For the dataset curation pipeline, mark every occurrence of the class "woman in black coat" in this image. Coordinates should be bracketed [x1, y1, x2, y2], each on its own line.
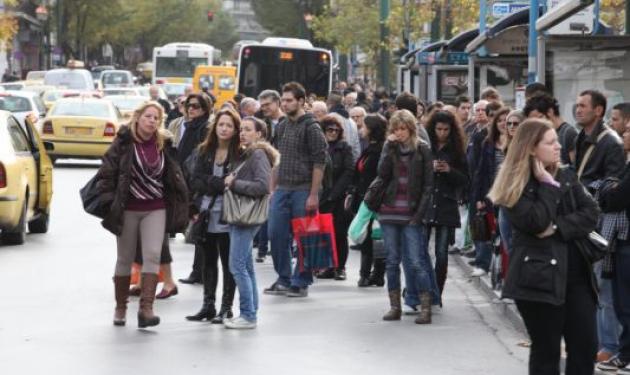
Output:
[346, 114, 388, 287]
[424, 111, 469, 297]
[316, 115, 355, 280]
[488, 119, 599, 375]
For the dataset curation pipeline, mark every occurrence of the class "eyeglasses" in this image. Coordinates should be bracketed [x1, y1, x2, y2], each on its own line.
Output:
[186, 103, 201, 110]
[507, 121, 520, 128]
[325, 128, 340, 133]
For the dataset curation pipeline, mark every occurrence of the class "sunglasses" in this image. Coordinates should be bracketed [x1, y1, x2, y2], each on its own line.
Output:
[325, 128, 340, 133]
[186, 103, 201, 110]
[507, 121, 520, 127]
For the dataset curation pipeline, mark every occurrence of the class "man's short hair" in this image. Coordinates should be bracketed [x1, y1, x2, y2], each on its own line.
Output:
[525, 82, 549, 98]
[282, 82, 306, 102]
[395, 91, 418, 117]
[485, 101, 503, 117]
[454, 95, 471, 108]
[523, 93, 560, 118]
[612, 102, 630, 120]
[240, 97, 259, 111]
[480, 87, 501, 102]
[258, 89, 281, 103]
[327, 91, 343, 106]
[579, 89, 607, 115]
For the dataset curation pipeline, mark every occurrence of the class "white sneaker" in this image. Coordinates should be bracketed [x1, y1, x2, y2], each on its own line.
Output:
[224, 316, 257, 330]
[402, 304, 419, 315]
[471, 267, 487, 277]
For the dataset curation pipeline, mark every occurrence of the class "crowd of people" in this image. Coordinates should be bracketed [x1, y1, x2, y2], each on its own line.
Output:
[89, 77, 630, 374]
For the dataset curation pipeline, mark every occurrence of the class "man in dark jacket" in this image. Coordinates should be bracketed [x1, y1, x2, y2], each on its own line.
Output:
[264, 82, 328, 298]
[150, 85, 171, 114]
[574, 89, 625, 364]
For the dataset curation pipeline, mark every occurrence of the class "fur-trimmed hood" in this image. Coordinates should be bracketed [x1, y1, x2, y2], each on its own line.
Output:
[243, 140, 280, 167]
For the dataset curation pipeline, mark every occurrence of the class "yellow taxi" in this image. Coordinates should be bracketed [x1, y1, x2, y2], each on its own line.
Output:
[40, 97, 124, 161]
[0, 111, 53, 245]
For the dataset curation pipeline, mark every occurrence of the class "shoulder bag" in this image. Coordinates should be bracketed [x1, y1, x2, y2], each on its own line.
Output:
[221, 162, 270, 226]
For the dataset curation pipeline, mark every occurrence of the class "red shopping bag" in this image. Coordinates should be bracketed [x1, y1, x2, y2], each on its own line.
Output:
[291, 212, 338, 272]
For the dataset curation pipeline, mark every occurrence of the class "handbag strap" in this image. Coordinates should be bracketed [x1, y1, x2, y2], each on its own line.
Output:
[577, 129, 610, 179]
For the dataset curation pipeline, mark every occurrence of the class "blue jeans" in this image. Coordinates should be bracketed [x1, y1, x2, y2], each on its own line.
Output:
[255, 221, 268, 257]
[267, 189, 313, 288]
[613, 242, 630, 360]
[428, 225, 452, 296]
[382, 223, 439, 306]
[474, 240, 492, 272]
[596, 260, 621, 354]
[228, 225, 260, 322]
[498, 207, 513, 255]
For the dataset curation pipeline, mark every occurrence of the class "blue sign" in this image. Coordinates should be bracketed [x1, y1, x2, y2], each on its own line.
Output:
[492, 2, 528, 17]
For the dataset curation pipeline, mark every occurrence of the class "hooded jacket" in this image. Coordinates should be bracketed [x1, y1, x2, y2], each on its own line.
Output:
[231, 141, 279, 198]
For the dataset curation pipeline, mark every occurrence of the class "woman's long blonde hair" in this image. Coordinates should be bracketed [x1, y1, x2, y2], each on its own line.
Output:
[488, 119, 556, 208]
[128, 101, 171, 150]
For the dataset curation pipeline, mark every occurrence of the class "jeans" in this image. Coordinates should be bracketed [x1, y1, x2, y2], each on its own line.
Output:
[382, 223, 439, 306]
[596, 260, 621, 354]
[229, 225, 260, 322]
[516, 281, 597, 375]
[427, 225, 453, 296]
[268, 188, 313, 288]
[255, 221, 268, 258]
[474, 240, 492, 272]
[613, 242, 630, 360]
[498, 207, 513, 255]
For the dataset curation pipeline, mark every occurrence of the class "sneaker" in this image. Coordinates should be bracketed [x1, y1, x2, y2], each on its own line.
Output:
[617, 364, 630, 375]
[255, 255, 265, 263]
[224, 316, 257, 330]
[402, 304, 419, 315]
[286, 286, 308, 297]
[471, 267, 487, 277]
[596, 356, 628, 372]
[263, 282, 289, 295]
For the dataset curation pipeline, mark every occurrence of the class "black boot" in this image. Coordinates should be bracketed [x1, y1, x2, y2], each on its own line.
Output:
[368, 258, 386, 287]
[211, 305, 233, 324]
[186, 295, 216, 321]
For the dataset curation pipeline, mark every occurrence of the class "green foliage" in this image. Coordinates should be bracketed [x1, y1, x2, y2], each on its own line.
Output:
[0, 0, 20, 44]
[252, 0, 326, 39]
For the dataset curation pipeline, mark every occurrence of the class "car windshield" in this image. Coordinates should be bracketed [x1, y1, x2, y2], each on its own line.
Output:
[44, 91, 64, 101]
[0, 96, 32, 112]
[51, 101, 111, 117]
[108, 97, 148, 111]
[103, 89, 138, 96]
[102, 72, 131, 85]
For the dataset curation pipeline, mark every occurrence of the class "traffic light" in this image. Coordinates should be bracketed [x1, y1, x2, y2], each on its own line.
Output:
[207, 11, 214, 22]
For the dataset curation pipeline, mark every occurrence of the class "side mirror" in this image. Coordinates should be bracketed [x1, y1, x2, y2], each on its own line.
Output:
[43, 141, 54, 151]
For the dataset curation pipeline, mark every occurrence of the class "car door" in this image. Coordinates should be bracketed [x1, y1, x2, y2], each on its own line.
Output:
[22, 117, 53, 212]
[6, 116, 37, 217]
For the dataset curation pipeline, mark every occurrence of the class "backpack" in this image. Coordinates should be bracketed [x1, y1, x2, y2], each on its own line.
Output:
[274, 118, 334, 190]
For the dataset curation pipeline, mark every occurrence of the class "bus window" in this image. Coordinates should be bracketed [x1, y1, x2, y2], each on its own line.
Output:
[219, 75, 235, 91]
[198, 74, 214, 90]
[155, 57, 208, 78]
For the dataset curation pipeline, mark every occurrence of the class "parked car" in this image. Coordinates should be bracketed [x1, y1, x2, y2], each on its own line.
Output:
[40, 97, 123, 161]
[0, 90, 47, 127]
[0, 111, 53, 244]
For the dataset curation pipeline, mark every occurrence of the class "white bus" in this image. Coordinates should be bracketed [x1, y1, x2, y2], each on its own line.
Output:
[236, 37, 333, 98]
[152, 43, 221, 84]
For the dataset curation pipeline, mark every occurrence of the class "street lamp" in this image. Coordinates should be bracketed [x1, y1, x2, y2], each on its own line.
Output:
[303, 13, 313, 40]
[35, 5, 49, 70]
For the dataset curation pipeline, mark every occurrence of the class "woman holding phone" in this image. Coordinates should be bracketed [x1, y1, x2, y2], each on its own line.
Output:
[488, 119, 599, 375]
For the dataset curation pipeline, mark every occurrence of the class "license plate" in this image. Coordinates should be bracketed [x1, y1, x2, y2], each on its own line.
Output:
[65, 127, 92, 136]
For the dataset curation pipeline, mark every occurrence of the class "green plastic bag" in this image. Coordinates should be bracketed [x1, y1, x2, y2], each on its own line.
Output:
[348, 201, 376, 244]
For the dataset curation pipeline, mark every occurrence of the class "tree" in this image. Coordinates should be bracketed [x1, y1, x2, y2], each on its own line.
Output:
[0, 0, 19, 46]
[252, 0, 326, 39]
[600, 0, 626, 34]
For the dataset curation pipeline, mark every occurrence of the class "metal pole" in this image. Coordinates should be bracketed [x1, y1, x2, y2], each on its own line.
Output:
[528, 0, 539, 83]
[626, 0, 630, 35]
[379, 0, 390, 89]
[479, 0, 487, 57]
[593, 0, 600, 34]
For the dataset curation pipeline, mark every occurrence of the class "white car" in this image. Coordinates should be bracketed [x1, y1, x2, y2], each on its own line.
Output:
[0, 91, 47, 127]
[99, 70, 134, 90]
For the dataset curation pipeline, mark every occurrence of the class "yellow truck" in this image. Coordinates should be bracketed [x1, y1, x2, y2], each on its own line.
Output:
[193, 65, 236, 109]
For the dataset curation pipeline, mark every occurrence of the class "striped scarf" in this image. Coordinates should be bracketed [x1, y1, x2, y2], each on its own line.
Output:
[130, 143, 165, 200]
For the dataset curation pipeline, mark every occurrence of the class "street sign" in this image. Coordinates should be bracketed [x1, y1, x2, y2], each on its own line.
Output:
[492, 2, 529, 18]
[547, 0, 595, 35]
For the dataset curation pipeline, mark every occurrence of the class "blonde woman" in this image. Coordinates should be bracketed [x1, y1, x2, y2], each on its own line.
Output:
[376, 109, 438, 324]
[96, 101, 189, 328]
[488, 119, 599, 374]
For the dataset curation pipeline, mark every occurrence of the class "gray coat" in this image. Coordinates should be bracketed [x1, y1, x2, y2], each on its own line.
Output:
[231, 142, 279, 198]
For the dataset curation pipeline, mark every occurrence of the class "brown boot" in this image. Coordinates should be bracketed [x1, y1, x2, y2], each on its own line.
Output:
[382, 290, 402, 321]
[113, 275, 131, 326]
[415, 292, 432, 324]
[138, 273, 160, 328]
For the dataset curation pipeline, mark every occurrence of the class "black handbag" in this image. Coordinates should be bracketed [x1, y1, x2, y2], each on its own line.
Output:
[79, 174, 110, 219]
[567, 182, 610, 263]
[470, 211, 492, 242]
[363, 176, 386, 212]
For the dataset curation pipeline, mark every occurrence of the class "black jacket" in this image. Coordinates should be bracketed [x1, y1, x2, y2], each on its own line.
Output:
[378, 140, 434, 224]
[177, 117, 210, 166]
[600, 162, 630, 218]
[188, 148, 236, 213]
[349, 142, 383, 213]
[575, 121, 624, 189]
[502, 167, 599, 306]
[424, 143, 469, 227]
[320, 140, 354, 209]
[96, 127, 189, 236]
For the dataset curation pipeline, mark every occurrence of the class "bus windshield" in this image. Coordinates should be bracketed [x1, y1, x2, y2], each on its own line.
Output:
[238, 46, 331, 98]
[155, 57, 209, 78]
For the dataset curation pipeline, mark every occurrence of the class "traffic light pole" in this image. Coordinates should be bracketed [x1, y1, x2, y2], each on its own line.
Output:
[528, 0, 539, 83]
[379, 0, 390, 89]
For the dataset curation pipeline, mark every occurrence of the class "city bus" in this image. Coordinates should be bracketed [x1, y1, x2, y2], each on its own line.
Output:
[236, 38, 333, 98]
[152, 43, 221, 85]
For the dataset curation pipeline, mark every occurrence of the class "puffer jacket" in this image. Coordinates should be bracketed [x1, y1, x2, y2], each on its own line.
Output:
[95, 126, 189, 236]
[502, 167, 599, 305]
[378, 139, 434, 224]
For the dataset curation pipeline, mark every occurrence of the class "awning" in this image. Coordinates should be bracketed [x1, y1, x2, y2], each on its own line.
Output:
[466, 7, 543, 53]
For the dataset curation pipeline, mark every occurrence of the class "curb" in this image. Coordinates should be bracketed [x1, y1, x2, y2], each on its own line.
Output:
[451, 253, 527, 334]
